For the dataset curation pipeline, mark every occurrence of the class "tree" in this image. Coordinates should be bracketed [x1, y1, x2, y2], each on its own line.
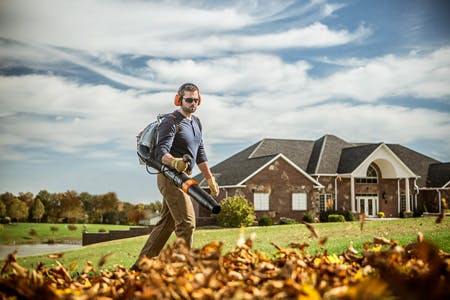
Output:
[35, 190, 52, 222]
[127, 204, 146, 225]
[59, 190, 83, 223]
[0, 201, 6, 217]
[80, 192, 95, 223]
[31, 198, 45, 222]
[147, 201, 162, 213]
[0, 192, 15, 208]
[8, 198, 29, 222]
[18, 192, 34, 207]
[45, 193, 62, 222]
[214, 196, 256, 228]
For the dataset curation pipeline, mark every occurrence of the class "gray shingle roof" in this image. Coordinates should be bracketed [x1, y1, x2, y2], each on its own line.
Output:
[316, 135, 361, 174]
[249, 138, 315, 170]
[387, 144, 440, 187]
[337, 143, 381, 174]
[194, 140, 277, 186]
[426, 163, 450, 188]
[194, 135, 444, 188]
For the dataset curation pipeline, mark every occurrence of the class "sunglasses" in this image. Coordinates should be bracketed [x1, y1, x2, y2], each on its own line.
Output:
[184, 98, 200, 104]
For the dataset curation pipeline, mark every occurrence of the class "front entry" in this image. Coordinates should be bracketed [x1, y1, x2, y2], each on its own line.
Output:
[356, 196, 378, 217]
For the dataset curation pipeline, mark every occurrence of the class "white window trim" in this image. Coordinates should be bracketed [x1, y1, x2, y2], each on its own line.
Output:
[292, 193, 307, 211]
[254, 192, 269, 211]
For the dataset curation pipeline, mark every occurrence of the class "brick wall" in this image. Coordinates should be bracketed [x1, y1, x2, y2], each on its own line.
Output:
[82, 226, 153, 246]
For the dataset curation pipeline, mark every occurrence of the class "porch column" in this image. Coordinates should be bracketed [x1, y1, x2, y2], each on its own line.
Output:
[397, 179, 401, 213]
[438, 190, 442, 213]
[405, 178, 411, 213]
[350, 176, 355, 212]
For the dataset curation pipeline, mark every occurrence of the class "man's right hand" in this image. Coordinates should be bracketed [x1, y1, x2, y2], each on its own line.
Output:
[171, 157, 189, 173]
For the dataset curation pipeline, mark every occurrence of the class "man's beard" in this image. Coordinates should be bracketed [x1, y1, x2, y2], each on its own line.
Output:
[181, 105, 196, 114]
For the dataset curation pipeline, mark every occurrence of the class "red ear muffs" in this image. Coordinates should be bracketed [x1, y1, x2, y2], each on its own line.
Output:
[174, 83, 202, 106]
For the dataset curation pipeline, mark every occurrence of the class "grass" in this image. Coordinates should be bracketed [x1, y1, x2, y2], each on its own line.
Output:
[8, 217, 449, 273]
[0, 223, 140, 244]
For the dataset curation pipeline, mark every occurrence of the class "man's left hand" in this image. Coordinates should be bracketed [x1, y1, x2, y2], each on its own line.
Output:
[207, 177, 219, 198]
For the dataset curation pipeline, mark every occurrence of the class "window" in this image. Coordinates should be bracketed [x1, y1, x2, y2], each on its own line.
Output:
[319, 194, 333, 212]
[356, 165, 378, 183]
[292, 193, 307, 211]
[254, 193, 269, 211]
[400, 193, 413, 212]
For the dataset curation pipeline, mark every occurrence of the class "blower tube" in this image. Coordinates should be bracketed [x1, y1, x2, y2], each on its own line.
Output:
[137, 145, 221, 214]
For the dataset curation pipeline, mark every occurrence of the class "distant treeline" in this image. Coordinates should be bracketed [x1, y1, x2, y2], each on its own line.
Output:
[0, 190, 162, 225]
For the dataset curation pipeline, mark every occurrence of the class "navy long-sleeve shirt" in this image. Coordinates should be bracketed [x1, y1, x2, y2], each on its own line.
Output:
[155, 110, 207, 172]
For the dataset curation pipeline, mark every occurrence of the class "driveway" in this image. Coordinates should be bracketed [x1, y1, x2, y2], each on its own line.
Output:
[0, 243, 82, 258]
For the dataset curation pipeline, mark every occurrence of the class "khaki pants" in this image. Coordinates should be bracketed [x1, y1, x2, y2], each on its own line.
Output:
[136, 173, 195, 260]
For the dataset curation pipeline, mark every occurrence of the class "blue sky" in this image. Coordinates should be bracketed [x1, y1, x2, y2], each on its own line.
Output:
[0, 0, 449, 204]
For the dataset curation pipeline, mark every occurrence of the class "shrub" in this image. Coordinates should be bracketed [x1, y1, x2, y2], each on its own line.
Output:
[259, 214, 272, 226]
[320, 210, 353, 222]
[1, 217, 11, 224]
[341, 210, 355, 221]
[278, 217, 297, 225]
[29, 228, 38, 237]
[377, 211, 385, 218]
[214, 196, 256, 228]
[98, 228, 107, 232]
[328, 214, 345, 222]
[302, 212, 314, 223]
[67, 224, 78, 231]
[413, 208, 424, 218]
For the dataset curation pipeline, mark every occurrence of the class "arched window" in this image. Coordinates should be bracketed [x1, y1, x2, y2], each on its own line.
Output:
[356, 165, 378, 183]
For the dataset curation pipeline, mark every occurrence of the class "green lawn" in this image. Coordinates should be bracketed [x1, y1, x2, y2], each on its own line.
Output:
[8, 217, 449, 273]
[0, 223, 139, 244]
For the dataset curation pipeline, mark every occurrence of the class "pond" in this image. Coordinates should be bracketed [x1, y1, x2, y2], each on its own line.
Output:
[0, 243, 82, 258]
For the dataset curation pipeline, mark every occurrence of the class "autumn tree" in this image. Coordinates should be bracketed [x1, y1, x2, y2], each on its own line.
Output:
[80, 192, 94, 222]
[127, 204, 146, 225]
[8, 198, 29, 222]
[45, 193, 62, 222]
[31, 198, 45, 222]
[0, 192, 15, 209]
[59, 190, 83, 223]
[18, 192, 34, 208]
[35, 190, 52, 222]
[0, 201, 6, 217]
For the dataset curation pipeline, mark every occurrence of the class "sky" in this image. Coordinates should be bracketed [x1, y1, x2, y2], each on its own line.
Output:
[0, 0, 449, 204]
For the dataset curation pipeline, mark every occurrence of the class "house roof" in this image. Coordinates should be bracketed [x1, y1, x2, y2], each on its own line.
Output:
[337, 143, 381, 174]
[194, 134, 443, 188]
[387, 144, 440, 186]
[310, 135, 362, 174]
[426, 163, 450, 188]
[194, 140, 277, 187]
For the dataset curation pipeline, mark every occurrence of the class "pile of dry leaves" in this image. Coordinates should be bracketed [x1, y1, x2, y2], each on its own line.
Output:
[1, 228, 449, 299]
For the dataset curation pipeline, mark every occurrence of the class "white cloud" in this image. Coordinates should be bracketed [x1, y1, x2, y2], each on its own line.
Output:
[0, 75, 176, 160]
[0, 0, 368, 58]
[317, 47, 450, 101]
[1, 45, 449, 163]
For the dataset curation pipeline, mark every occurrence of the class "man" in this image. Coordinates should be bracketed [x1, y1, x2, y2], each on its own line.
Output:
[131, 83, 219, 270]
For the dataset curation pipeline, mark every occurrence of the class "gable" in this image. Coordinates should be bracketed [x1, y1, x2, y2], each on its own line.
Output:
[239, 153, 323, 188]
[314, 135, 359, 174]
[352, 144, 417, 178]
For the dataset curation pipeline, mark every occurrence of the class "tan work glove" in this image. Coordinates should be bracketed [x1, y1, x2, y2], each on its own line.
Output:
[207, 176, 219, 198]
[171, 157, 189, 173]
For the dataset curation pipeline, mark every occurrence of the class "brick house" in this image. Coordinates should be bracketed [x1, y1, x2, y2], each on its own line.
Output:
[193, 135, 450, 226]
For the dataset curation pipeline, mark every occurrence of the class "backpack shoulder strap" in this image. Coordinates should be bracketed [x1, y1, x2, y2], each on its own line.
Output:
[168, 112, 183, 133]
[192, 115, 202, 131]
